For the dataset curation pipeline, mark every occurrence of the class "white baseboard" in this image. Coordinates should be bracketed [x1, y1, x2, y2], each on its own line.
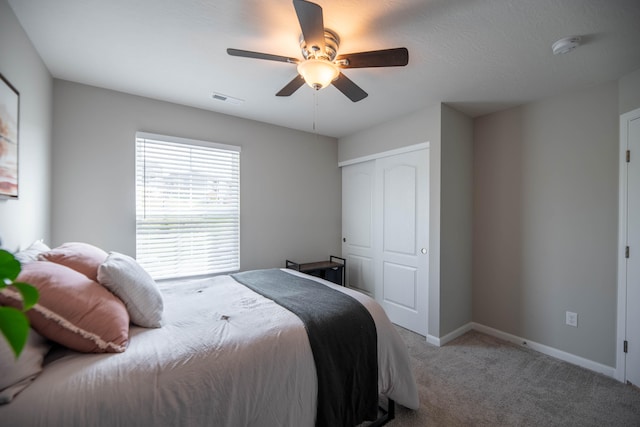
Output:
[425, 322, 616, 378]
[426, 323, 473, 347]
[470, 322, 616, 378]
[426, 335, 439, 346]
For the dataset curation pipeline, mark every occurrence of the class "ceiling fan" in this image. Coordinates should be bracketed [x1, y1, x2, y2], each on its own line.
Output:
[227, 0, 409, 102]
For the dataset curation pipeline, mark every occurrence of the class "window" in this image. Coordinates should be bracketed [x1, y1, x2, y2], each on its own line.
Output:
[135, 132, 240, 280]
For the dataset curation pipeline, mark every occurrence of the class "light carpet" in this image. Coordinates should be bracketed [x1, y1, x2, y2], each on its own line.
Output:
[385, 327, 640, 426]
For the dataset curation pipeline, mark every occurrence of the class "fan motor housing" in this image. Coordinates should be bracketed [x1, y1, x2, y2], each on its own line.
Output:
[300, 29, 340, 61]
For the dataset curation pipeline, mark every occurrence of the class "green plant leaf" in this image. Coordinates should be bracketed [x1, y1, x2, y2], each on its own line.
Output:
[12, 282, 39, 311]
[0, 249, 21, 282]
[0, 306, 29, 358]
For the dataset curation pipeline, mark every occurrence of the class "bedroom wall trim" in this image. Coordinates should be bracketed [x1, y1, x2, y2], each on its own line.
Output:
[337, 142, 429, 167]
[471, 322, 616, 378]
[427, 322, 472, 347]
[615, 109, 630, 383]
[615, 106, 640, 383]
[429, 321, 615, 377]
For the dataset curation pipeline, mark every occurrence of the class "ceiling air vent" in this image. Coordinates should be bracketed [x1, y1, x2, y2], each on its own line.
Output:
[211, 92, 244, 105]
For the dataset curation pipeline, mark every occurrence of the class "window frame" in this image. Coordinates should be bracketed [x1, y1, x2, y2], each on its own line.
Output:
[135, 131, 241, 280]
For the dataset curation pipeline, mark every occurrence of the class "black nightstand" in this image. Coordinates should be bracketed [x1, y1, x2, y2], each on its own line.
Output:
[286, 255, 346, 286]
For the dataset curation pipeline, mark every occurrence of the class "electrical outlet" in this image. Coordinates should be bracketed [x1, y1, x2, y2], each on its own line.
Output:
[566, 311, 578, 327]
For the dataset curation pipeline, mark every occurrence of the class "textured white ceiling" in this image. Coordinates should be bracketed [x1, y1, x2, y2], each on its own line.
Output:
[8, 0, 640, 138]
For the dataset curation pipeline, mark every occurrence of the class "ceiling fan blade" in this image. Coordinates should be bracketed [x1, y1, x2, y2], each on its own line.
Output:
[227, 48, 299, 64]
[335, 47, 409, 68]
[293, 0, 325, 52]
[332, 73, 368, 102]
[276, 75, 306, 97]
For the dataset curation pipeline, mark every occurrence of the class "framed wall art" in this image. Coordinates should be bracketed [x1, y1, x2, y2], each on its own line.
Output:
[0, 73, 19, 199]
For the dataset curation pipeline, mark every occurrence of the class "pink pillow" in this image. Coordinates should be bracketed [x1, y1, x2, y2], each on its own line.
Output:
[39, 242, 108, 281]
[0, 261, 129, 353]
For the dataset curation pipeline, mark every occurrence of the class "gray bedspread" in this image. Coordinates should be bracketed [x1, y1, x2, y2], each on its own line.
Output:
[231, 268, 378, 427]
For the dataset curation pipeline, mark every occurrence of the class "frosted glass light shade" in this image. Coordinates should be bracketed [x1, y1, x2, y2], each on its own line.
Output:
[297, 59, 339, 90]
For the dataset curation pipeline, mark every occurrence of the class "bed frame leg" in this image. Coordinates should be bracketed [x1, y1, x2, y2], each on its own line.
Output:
[367, 397, 395, 427]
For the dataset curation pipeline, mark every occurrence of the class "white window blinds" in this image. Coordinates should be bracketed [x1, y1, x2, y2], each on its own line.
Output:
[135, 132, 240, 280]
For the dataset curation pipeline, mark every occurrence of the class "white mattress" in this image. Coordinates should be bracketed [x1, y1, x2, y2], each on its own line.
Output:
[0, 269, 418, 426]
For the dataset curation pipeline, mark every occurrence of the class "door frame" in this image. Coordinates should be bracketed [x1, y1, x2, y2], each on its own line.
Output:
[338, 143, 430, 168]
[616, 107, 640, 382]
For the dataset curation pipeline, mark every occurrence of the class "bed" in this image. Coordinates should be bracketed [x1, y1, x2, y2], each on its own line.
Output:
[0, 243, 419, 427]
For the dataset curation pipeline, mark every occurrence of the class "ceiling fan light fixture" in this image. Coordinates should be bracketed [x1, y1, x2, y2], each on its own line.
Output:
[227, 0, 408, 101]
[297, 59, 339, 90]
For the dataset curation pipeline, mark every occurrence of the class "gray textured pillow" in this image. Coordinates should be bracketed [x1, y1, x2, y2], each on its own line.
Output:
[97, 252, 163, 328]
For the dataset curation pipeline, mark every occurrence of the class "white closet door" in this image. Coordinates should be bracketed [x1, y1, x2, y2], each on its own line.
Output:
[375, 149, 429, 335]
[342, 160, 375, 296]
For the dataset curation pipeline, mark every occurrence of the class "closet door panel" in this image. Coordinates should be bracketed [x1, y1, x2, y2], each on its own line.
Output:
[383, 164, 417, 255]
[382, 262, 417, 309]
[342, 161, 375, 296]
[376, 149, 429, 336]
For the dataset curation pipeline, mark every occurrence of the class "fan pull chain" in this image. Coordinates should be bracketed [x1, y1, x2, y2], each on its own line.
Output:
[313, 91, 318, 134]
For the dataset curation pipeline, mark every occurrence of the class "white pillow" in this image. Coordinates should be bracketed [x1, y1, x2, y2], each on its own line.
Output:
[0, 328, 51, 404]
[14, 240, 51, 265]
[97, 252, 164, 328]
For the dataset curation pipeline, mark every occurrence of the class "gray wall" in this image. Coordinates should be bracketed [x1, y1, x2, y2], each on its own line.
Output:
[440, 105, 473, 335]
[338, 103, 474, 340]
[0, 0, 52, 252]
[338, 106, 440, 163]
[51, 80, 341, 271]
[473, 81, 619, 366]
[7, 0, 640, 367]
[619, 68, 640, 114]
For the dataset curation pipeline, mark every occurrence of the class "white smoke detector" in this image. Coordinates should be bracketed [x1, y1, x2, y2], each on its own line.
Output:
[552, 36, 581, 55]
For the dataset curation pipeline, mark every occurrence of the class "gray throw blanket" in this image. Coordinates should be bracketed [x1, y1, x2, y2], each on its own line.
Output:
[231, 269, 378, 427]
